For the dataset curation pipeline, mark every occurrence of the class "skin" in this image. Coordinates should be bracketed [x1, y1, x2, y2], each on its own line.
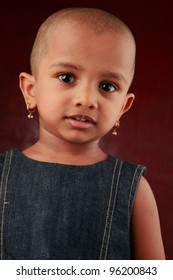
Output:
[19, 20, 165, 259]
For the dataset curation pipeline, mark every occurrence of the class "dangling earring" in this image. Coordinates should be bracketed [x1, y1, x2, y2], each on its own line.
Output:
[112, 120, 120, 135]
[26, 103, 35, 119]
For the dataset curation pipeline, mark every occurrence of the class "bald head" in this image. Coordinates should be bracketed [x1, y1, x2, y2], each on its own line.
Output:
[30, 7, 136, 78]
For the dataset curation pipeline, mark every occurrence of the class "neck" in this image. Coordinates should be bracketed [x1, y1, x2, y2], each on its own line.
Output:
[23, 136, 107, 165]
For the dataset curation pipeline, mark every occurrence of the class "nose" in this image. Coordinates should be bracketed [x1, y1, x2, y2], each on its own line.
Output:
[72, 86, 98, 110]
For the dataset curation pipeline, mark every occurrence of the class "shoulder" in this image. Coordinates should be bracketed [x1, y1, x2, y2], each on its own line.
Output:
[131, 176, 165, 259]
[0, 149, 16, 174]
[119, 158, 147, 181]
[109, 156, 147, 183]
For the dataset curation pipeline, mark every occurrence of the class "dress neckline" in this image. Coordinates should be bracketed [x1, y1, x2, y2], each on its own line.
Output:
[12, 148, 115, 168]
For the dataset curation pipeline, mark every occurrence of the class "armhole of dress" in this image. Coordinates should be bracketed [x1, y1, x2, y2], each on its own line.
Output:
[128, 165, 147, 224]
[0, 150, 13, 260]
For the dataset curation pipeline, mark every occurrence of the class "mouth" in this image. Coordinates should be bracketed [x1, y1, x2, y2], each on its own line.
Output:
[66, 115, 96, 124]
[65, 114, 96, 129]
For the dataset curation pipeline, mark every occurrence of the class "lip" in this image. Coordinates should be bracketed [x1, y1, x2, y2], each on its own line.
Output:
[65, 114, 96, 129]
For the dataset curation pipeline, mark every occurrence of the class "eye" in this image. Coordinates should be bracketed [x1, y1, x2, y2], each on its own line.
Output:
[99, 82, 118, 92]
[58, 73, 75, 83]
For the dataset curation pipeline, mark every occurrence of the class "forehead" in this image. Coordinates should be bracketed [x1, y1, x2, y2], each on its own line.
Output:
[49, 22, 133, 58]
[39, 22, 135, 82]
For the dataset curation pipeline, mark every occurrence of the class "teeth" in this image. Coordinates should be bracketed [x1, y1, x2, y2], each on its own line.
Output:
[75, 117, 82, 121]
[80, 118, 87, 122]
[69, 115, 94, 123]
[74, 117, 87, 122]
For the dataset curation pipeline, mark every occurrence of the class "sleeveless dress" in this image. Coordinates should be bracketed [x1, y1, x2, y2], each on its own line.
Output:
[0, 149, 146, 260]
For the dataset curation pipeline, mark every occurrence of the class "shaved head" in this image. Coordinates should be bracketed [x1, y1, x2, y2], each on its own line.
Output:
[30, 7, 136, 78]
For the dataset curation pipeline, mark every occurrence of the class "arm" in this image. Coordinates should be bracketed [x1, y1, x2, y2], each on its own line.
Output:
[131, 176, 165, 259]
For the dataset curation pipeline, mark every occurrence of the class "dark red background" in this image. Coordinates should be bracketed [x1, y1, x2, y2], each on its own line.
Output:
[0, 0, 172, 259]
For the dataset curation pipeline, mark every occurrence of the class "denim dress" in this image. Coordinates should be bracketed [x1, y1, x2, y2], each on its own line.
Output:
[0, 149, 146, 260]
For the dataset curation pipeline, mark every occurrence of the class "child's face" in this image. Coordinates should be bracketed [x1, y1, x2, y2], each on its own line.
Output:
[22, 22, 135, 145]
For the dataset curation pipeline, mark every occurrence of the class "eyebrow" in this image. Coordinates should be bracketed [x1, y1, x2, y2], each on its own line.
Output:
[49, 62, 127, 84]
[100, 71, 128, 85]
[49, 62, 83, 71]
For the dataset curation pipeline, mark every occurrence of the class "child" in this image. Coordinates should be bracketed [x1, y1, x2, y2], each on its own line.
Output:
[0, 7, 165, 260]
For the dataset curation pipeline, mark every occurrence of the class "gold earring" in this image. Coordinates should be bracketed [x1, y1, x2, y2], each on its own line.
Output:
[112, 120, 120, 135]
[26, 103, 35, 119]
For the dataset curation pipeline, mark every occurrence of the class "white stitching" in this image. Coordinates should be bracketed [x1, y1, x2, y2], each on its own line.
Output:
[99, 159, 122, 259]
[103, 161, 122, 259]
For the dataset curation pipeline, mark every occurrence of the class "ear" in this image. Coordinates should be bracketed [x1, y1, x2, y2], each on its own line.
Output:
[119, 93, 135, 117]
[19, 72, 36, 109]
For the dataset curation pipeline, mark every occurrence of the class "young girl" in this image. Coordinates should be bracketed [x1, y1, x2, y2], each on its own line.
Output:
[0, 7, 165, 260]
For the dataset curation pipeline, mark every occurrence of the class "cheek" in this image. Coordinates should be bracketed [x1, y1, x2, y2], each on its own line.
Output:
[103, 97, 125, 115]
[34, 87, 57, 109]
[100, 97, 127, 128]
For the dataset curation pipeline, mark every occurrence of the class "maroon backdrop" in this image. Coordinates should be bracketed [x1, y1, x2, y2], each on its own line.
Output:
[0, 0, 172, 259]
